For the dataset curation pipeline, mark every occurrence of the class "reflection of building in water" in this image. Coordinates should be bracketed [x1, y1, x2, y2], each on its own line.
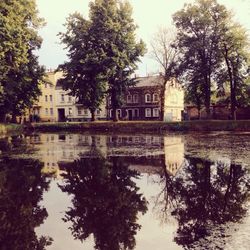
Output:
[164, 137, 184, 176]
[29, 134, 108, 178]
[28, 134, 184, 177]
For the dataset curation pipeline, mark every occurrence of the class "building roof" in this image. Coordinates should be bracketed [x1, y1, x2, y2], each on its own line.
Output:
[134, 75, 164, 88]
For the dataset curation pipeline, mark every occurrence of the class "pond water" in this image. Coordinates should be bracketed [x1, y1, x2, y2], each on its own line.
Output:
[0, 132, 249, 250]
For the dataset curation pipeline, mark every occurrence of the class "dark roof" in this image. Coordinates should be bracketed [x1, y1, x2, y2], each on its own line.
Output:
[134, 75, 164, 88]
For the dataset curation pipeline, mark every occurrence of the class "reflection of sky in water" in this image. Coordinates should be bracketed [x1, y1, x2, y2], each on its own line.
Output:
[0, 132, 249, 249]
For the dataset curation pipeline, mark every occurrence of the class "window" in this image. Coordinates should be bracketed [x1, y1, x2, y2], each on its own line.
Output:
[134, 109, 139, 117]
[49, 95, 52, 102]
[45, 108, 48, 115]
[50, 108, 53, 115]
[61, 94, 65, 102]
[68, 96, 72, 102]
[133, 94, 138, 103]
[45, 95, 48, 102]
[68, 108, 72, 115]
[96, 109, 101, 116]
[83, 109, 88, 115]
[153, 93, 159, 102]
[77, 108, 82, 115]
[145, 94, 151, 103]
[153, 108, 159, 117]
[145, 108, 151, 117]
[127, 95, 132, 103]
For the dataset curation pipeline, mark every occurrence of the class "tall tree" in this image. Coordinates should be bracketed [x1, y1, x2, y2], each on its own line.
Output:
[150, 27, 180, 120]
[0, 0, 45, 122]
[173, 0, 229, 118]
[218, 23, 250, 120]
[58, 13, 107, 121]
[89, 0, 146, 121]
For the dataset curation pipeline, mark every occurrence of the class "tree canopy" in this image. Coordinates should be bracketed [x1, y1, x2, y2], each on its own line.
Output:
[59, 0, 146, 121]
[0, 0, 45, 122]
[172, 0, 250, 119]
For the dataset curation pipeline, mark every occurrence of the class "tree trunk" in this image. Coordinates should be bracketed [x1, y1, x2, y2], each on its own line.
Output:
[204, 76, 211, 119]
[90, 110, 96, 122]
[223, 44, 236, 121]
[111, 90, 119, 122]
[112, 108, 119, 122]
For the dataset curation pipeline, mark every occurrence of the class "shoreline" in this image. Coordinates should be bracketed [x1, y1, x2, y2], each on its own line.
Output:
[25, 120, 250, 134]
[2, 120, 250, 136]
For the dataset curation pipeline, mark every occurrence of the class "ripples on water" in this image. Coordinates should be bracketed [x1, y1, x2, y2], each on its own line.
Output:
[0, 132, 249, 250]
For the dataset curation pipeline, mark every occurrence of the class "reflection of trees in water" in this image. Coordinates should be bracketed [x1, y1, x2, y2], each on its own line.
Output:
[0, 135, 35, 156]
[0, 158, 53, 250]
[59, 155, 148, 250]
[154, 156, 250, 249]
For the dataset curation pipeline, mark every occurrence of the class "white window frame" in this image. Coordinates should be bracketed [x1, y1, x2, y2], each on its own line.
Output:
[96, 109, 101, 116]
[153, 108, 159, 117]
[145, 94, 151, 103]
[68, 107, 73, 116]
[145, 108, 151, 117]
[133, 94, 138, 103]
[127, 95, 132, 103]
[61, 94, 65, 102]
[153, 93, 159, 102]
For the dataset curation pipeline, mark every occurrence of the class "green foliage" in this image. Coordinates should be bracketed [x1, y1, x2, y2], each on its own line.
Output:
[173, 0, 229, 116]
[58, 12, 107, 121]
[91, 0, 146, 121]
[173, 0, 250, 119]
[59, 0, 146, 121]
[218, 23, 250, 116]
[0, 0, 45, 121]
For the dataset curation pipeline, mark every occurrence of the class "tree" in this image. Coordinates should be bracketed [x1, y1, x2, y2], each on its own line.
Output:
[0, 158, 53, 249]
[89, 0, 146, 121]
[58, 13, 107, 121]
[218, 23, 250, 120]
[0, 0, 45, 122]
[153, 156, 250, 249]
[150, 27, 180, 120]
[59, 156, 147, 250]
[173, 0, 229, 118]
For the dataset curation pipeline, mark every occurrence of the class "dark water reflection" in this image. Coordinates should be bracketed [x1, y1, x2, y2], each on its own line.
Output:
[0, 157, 52, 249]
[0, 133, 249, 250]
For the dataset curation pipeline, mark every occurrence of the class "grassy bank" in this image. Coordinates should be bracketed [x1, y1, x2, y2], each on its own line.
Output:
[0, 123, 23, 135]
[27, 120, 250, 134]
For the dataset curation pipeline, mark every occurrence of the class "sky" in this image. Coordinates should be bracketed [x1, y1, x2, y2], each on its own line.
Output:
[36, 0, 250, 76]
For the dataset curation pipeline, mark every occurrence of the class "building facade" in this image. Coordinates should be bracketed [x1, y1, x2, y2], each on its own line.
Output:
[107, 75, 184, 121]
[32, 70, 61, 122]
[55, 80, 107, 122]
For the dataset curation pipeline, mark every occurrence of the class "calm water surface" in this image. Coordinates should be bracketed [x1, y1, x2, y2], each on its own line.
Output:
[0, 132, 249, 250]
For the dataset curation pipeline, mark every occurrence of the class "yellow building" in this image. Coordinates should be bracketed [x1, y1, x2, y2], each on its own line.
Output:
[33, 70, 63, 122]
[164, 79, 184, 122]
